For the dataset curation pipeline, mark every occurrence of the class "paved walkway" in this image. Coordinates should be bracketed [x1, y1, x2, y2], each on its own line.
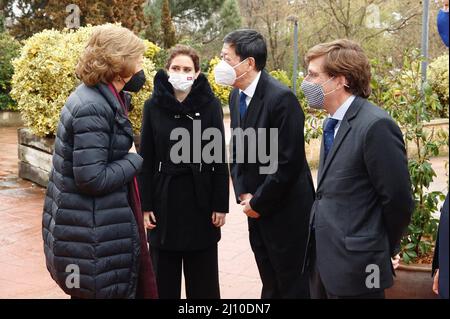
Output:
[0, 125, 448, 299]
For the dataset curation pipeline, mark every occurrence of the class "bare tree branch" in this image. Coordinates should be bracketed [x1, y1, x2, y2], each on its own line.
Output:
[361, 12, 420, 42]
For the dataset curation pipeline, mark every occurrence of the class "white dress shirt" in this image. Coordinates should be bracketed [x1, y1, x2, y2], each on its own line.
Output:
[239, 71, 262, 107]
[329, 95, 356, 137]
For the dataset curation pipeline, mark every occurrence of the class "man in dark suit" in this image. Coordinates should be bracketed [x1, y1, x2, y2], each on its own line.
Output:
[214, 29, 315, 298]
[301, 39, 414, 299]
[433, 193, 449, 299]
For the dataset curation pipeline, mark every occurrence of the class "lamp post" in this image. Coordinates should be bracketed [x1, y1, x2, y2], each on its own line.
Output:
[421, 0, 430, 95]
[287, 15, 299, 95]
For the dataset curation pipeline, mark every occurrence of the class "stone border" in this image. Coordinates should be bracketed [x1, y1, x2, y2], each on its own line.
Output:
[17, 128, 53, 187]
[0, 111, 24, 127]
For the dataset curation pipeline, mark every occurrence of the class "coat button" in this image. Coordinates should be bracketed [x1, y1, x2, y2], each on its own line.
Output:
[316, 192, 322, 200]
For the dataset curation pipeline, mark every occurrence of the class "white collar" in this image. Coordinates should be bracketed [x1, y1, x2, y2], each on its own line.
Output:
[239, 71, 262, 98]
[331, 95, 356, 121]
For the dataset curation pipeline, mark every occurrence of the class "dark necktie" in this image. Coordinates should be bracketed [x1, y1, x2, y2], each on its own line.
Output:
[239, 91, 247, 121]
[324, 118, 339, 159]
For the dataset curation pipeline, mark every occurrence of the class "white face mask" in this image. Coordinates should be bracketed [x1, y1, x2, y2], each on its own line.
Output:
[214, 58, 249, 86]
[168, 72, 195, 92]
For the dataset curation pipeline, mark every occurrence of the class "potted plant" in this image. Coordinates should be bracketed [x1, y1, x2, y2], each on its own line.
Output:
[376, 50, 448, 299]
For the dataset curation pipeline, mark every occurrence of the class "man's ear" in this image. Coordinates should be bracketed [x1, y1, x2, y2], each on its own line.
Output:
[337, 75, 348, 88]
[195, 70, 201, 79]
[248, 57, 256, 70]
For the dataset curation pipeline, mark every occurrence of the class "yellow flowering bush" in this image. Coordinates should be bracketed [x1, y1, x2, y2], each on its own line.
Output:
[269, 69, 291, 88]
[143, 39, 161, 60]
[207, 57, 232, 106]
[428, 54, 449, 114]
[11, 24, 156, 137]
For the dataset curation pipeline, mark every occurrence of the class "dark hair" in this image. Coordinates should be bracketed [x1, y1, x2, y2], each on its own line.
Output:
[165, 44, 200, 72]
[223, 29, 267, 71]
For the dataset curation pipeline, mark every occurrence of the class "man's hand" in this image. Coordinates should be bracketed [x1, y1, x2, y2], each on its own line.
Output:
[239, 193, 253, 202]
[240, 199, 261, 219]
[212, 212, 226, 228]
[433, 269, 440, 295]
[143, 211, 156, 230]
[391, 254, 401, 270]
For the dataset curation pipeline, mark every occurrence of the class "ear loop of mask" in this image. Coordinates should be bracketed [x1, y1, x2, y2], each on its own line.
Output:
[233, 58, 249, 82]
[323, 77, 350, 96]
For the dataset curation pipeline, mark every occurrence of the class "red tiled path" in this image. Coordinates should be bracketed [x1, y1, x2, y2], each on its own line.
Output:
[0, 127, 66, 298]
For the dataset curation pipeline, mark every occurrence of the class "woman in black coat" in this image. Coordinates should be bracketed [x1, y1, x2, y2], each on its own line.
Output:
[42, 25, 157, 299]
[139, 45, 229, 299]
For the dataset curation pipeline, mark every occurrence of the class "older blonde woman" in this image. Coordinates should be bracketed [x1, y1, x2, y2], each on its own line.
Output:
[42, 25, 157, 299]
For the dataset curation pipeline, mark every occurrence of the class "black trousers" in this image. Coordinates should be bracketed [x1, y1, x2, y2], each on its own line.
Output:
[250, 222, 310, 299]
[308, 231, 385, 299]
[150, 244, 220, 299]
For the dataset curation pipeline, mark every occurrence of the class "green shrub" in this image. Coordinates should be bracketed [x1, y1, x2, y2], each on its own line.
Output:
[383, 50, 448, 263]
[11, 25, 157, 137]
[0, 33, 21, 111]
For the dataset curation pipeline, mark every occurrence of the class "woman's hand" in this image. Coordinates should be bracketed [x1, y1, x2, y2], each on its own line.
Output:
[212, 212, 226, 228]
[144, 211, 156, 230]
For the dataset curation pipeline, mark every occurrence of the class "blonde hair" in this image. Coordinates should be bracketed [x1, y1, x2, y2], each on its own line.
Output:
[76, 25, 145, 86]
[305, 39, 372, 98]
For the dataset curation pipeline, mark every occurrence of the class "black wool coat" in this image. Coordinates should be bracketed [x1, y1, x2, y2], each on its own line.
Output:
[139, 70, 229, 251]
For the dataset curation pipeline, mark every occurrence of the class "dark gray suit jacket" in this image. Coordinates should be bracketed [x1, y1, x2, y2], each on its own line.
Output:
[307, 96, 414, 297]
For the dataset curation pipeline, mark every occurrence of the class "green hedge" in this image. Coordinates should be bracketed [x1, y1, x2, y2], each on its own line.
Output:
[0, 33, 21, 111]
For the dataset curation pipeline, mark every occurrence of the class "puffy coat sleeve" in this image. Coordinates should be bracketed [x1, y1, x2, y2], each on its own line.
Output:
[72, 103, 143, 196]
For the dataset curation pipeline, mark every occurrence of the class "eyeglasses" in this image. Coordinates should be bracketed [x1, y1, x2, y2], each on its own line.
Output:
[304, 71, 330, 80]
